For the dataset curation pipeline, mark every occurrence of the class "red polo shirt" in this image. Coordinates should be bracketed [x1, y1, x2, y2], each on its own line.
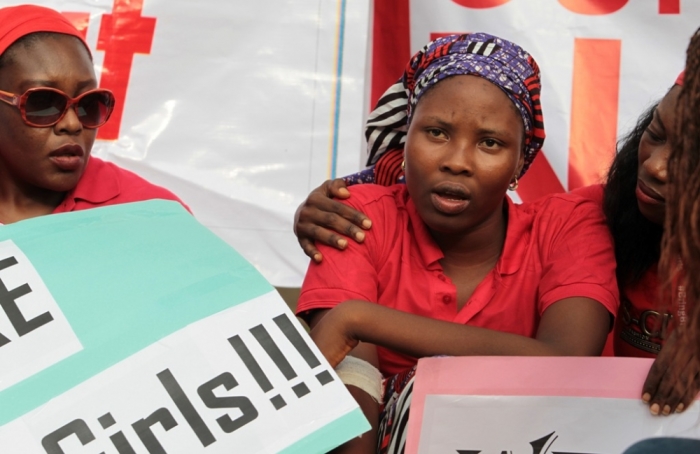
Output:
[297, 184, 619, 376]
[51, 157, 187, 214]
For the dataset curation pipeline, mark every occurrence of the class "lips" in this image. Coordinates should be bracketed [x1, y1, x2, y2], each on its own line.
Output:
[431, 182, 471, 215]
[49, 144, 85, 171]
[636, 179, 665, 205]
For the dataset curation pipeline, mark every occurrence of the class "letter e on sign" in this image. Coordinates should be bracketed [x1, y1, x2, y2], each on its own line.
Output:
[0, 240, 82, 392]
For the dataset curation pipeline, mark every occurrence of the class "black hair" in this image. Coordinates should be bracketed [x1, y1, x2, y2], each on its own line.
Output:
[603, 102, 663, 288]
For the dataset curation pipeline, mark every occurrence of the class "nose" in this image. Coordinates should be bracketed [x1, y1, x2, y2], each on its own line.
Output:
[642, 143, 669, 184]
[54, 103, 83, 135]
[439, 140, 474, 175]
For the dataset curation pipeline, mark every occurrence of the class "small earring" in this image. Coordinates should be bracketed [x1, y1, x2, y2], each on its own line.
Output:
[401, 160, 405, 171]
[508, 175, 519, 191]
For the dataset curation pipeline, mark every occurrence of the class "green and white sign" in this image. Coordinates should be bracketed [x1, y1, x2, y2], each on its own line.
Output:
[0, 201, 368, 453]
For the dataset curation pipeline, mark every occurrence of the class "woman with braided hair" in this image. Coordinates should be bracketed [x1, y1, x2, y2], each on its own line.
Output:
[296, 33, 619, 454]
[623, 27, 700, 454]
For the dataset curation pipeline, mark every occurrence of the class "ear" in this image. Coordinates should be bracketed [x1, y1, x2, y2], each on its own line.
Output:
[514, 149, 526, 178]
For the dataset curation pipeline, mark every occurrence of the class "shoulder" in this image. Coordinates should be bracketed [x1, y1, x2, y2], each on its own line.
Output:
[89, 158, 187, 207]
[569, 184, 604, 207]
[511, 191, 610, 247]
[517, 190, 605, 222]
[343, 184, 407, 213]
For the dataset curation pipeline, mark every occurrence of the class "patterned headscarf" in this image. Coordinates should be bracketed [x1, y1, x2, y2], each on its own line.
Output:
[365, 33, 545, 177]
[0, 4, 90, 58]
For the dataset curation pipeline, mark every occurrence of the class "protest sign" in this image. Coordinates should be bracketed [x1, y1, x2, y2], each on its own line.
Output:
[407, 356, 700, 454]
[0, 201, 368, 453]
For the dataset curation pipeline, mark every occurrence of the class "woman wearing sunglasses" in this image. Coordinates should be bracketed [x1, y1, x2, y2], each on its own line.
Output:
[0, 4, 184, 225]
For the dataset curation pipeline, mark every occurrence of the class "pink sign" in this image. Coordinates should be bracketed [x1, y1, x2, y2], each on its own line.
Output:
[406, 357, 700, 453]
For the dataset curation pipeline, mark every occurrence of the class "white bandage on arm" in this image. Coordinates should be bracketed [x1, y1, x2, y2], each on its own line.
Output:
[335, 356, 384, 403]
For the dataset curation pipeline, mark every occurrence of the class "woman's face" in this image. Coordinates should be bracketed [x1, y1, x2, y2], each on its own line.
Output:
[636, 85, 681, 225]
[404, 75, 525, 236]
[0, 34, 97, 195]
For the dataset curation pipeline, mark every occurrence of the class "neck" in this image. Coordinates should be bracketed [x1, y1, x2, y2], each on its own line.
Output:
[431, 199, 508, 269]
[0, 173, 65, 224]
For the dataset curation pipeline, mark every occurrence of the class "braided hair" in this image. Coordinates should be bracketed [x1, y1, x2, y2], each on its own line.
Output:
[660, 27, 700, 372]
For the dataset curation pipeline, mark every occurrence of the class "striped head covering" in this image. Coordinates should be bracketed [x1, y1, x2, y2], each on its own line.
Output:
[0, 4, 90, 57]
[365, 33, 545, 177]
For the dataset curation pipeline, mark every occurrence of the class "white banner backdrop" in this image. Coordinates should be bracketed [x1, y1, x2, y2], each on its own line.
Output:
[2, 1, 699, 286]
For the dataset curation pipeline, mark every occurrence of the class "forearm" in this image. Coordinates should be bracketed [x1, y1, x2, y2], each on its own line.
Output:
[341, 300, 604, 357]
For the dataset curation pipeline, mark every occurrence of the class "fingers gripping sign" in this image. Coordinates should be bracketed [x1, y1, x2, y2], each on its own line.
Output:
[642, 332, 700, 415]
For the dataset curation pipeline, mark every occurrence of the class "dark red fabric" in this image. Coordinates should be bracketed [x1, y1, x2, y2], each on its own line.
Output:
[0, 4, 90, 57]
[374, 149, 404, 186]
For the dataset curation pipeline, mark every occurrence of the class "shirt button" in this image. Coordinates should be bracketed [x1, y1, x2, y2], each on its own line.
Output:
[442, 295, 452, 303]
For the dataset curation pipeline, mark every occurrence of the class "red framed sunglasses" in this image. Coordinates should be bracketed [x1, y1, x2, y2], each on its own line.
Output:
[0, 87, 115, 129]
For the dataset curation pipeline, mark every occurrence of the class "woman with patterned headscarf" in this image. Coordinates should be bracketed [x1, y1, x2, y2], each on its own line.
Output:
[0, 4, 185, 225]
[295, 34, 618, 454]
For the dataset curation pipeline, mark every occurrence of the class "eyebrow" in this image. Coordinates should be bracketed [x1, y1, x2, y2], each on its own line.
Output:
[423, 116, 452, 128]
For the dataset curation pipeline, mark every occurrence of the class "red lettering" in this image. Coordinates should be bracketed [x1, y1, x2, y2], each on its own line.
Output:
[371, 0, 410, 108]
[451, 0, 511, 8]
[568, 38, 621, 190]
[60, 12, 90, 39]
[558, 0, 629, 15]
[96, 0, 156, 141]
[659, 0, 680, 14]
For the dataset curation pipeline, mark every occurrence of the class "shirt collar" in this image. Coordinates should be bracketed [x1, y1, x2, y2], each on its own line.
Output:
[59, 157, 120, 210]
[403, 189, 527, 275]
[403, 190, 444, 268]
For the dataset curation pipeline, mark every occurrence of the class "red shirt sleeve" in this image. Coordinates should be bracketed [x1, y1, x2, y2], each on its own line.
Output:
[536, 194, 619, 317]
[296, 185, 398, 321]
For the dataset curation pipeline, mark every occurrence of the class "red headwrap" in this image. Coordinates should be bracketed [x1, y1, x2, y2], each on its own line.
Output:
[0, 4, 90, 57]
[676, 70, 685, 86]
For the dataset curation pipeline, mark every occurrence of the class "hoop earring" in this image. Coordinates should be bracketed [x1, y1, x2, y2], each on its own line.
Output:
[401, 160, 405, 171]
[508, 176, 519, 191]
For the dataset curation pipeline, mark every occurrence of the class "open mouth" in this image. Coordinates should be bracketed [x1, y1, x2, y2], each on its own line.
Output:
[431, 185, 471, 215]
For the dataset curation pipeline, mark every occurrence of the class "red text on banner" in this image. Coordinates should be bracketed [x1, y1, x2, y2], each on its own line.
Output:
[568, 38, 621, 190]
[453, 0, 679, 14]
[96, 0, 157, 141]
[557, 0, 628, 15]
[451, 0, 511, 8]
[659, 0, 680, 14]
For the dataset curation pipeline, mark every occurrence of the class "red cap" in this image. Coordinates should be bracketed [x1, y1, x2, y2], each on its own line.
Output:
[0, 4, 90, 57]
[676, 70, 685, 86]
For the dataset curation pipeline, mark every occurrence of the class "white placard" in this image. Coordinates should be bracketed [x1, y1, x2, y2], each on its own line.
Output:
[0, 240, 82, 393]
